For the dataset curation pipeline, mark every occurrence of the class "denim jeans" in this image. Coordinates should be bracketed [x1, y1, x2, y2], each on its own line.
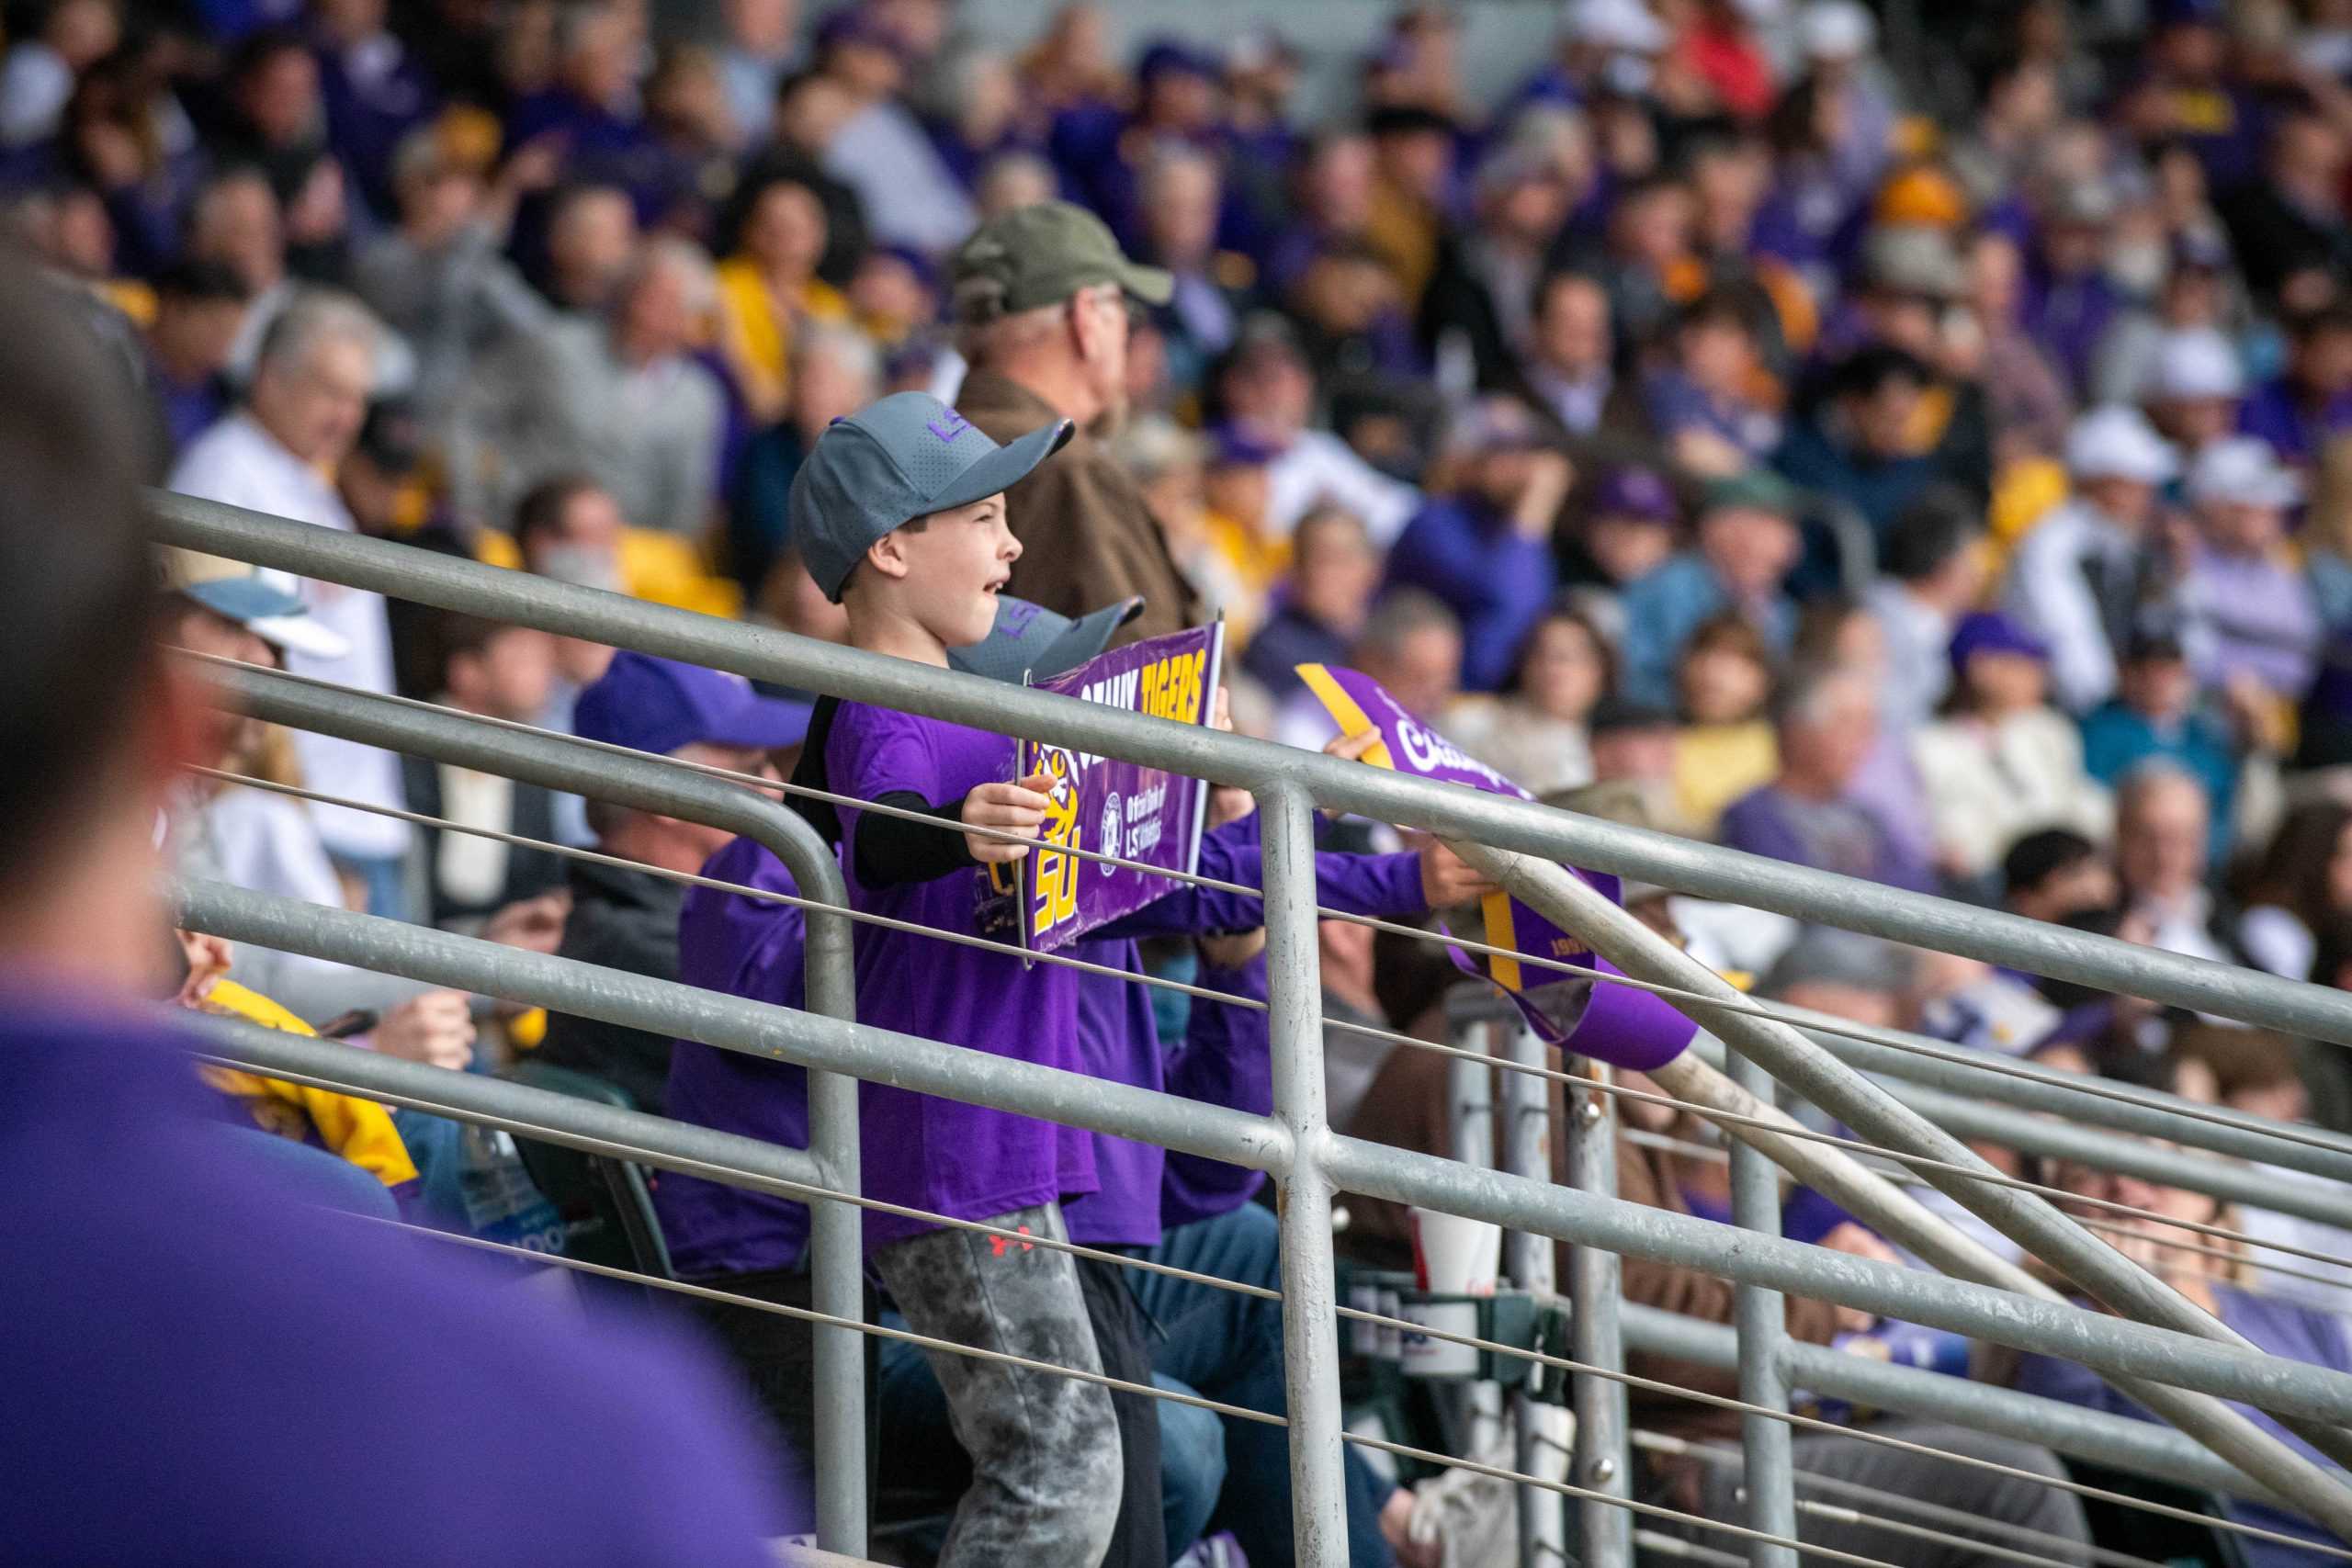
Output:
[1141, 1203, 1399, 1568]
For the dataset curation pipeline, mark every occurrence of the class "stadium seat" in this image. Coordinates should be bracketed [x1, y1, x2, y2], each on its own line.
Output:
[503, 1060, 674, 1282]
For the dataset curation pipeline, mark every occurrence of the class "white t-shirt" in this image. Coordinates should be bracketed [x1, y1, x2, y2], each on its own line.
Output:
[170, 413, 413, 862]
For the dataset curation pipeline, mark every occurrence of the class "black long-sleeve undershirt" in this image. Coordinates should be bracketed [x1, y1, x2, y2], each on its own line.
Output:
[853, 789, 978, 887]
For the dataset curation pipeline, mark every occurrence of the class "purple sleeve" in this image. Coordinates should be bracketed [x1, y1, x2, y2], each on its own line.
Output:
[829, 705, 942, 866]
[1159, 953, 1272, 1226]
[1096, 818, 1429, 937]
[1460, 532, 1557, 693]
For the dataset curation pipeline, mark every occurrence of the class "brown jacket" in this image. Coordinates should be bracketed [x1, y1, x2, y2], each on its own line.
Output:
[956, 369, 1204, 645]
[1335, 1037, 1842, 1443]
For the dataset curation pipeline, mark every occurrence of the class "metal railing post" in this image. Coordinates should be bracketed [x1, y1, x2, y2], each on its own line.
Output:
[1445, 996, 1494, 1178]
[1500, 1020, 1565, 1568]
[1725, 1046, 1798, 1568]
[1565, 1058, 1631, 1567]
[799, 902, 865, 1557]
[1259, 784, 1349, 1568]
[204, 664, 870, 1556]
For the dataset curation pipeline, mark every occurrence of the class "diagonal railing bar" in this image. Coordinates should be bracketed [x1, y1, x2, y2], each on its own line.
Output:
[1453, 843, 2352, 1536]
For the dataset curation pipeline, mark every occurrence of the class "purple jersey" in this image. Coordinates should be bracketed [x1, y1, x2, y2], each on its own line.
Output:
[828, 701, 1094, 1248]
[1, 995, 784, 1562]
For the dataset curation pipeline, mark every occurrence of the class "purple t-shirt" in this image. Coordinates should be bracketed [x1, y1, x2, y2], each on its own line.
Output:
[828, 701, 1094, 1248]
[665, 822, 1431, 1260]
[2, 994, 784, 1562]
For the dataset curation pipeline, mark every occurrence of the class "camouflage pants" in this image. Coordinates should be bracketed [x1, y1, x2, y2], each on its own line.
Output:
[874, 1201, 1124, 1567]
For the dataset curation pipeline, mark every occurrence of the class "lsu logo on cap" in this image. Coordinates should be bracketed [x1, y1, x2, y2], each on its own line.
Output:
[926, 409, 975, 446]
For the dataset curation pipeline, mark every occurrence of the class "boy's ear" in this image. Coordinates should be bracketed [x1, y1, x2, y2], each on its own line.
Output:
[865, 528, 912, 583]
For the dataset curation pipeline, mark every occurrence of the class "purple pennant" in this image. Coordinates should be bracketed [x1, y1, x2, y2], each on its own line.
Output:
[1294, 662, 1692, 1069]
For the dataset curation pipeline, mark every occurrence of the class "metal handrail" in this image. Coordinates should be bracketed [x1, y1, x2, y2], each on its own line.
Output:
[1465, 848, 2352, 1527]
[197, 1005, 2300, 1546]
[146, 491, 2352, 1048]
[156, 491, 2352, 1560]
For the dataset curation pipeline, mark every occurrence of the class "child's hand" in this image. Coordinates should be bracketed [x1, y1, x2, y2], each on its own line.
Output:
[962, 772, 1055, 863]
[1324, 728, 1381, 762]
[1206, 685, 1254, 826]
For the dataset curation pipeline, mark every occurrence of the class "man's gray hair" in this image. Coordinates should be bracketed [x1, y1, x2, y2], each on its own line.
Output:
[2117, 757, 2209, 818]
[1354, 587, 1461, 659]
[791, 318, 881, 386]
[957, 285, 1112, 365]
[1772, 660, 1871, 731]
[254, 288, 381, 378]
[618, 235, 718, 317]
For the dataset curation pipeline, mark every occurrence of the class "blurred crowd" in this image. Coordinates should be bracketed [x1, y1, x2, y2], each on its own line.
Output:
[31, 0, 2352, 959]
[21, 0, 2352, 1560]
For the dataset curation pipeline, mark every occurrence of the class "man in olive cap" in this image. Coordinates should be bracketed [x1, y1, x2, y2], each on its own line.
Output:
[952, 200, 1205, 644]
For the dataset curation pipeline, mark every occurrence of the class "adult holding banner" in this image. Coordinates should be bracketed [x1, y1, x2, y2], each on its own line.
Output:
[952, 201, 1204, 645]
[1295, 661, 1699, 1074]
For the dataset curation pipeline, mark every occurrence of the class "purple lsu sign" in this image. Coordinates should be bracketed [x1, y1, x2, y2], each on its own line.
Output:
[1013, 624, 1226, 953]
[1295, 664, 1692, 1070]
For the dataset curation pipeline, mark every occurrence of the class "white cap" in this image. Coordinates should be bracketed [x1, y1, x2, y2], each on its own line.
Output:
[2148, 328, 2245, 402]
[1566, 0, 1669, 54]
[159, 547, 351, 660]
[1801, 0, 1876, 59]
[2188, 435, 2302, 508]
[2064, 405, 2178, 484]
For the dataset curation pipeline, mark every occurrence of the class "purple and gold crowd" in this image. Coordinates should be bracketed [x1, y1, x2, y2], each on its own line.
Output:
[14, 0, 2352, 1562]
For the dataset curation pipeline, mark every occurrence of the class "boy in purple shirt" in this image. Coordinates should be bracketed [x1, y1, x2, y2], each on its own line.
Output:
[667, 593, 1492, 1563]
[786, 392, 1125, 1566]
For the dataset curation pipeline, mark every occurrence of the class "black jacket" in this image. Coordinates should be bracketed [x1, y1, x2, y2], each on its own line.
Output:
[401, 753, 568, 931]
[537, 859, 687, 1112]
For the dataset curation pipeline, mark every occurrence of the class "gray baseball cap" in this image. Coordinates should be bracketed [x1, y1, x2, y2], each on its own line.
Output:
[789, 391, 1073, 602]
[951, 200, 1174, 322]
[949, 593, 1146, 683]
